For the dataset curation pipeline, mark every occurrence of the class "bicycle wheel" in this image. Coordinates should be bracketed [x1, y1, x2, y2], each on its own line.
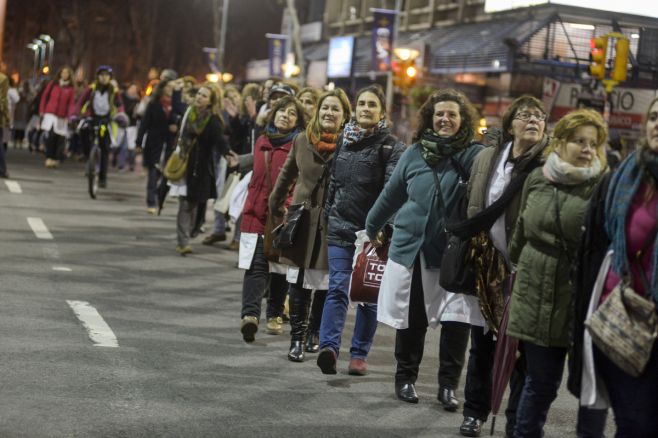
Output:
[87, 146, 100, 199]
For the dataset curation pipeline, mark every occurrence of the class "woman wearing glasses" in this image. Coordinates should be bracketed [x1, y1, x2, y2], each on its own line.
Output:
[459, 96, 550, 437]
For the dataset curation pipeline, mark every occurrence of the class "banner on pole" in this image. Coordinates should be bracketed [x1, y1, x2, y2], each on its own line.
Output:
[372, 9, 397, 73]
[266, 34, 288, 78]
[202, 47, 220, 73]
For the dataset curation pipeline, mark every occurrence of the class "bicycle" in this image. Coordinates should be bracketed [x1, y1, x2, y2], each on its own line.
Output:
[83, 120, 109, 199]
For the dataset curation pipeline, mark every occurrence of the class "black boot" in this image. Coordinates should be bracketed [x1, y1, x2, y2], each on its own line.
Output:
[305, 289, 326, 353]
[305, 330, 320, 353]
[288, 340, 304, 362]
[288, 284, 311, 362]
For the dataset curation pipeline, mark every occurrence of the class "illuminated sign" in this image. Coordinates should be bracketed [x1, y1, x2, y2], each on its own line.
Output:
[327, 36, 355, 78]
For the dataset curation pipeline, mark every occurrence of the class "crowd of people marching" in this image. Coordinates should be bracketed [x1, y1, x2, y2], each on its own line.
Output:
[1, 63, 657, 438]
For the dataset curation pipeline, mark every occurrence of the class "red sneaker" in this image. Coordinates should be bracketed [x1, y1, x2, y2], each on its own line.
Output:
[348, 358, 368, 376]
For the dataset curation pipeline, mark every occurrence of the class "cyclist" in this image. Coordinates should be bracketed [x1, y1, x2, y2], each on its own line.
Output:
[75, 65, 126, 188]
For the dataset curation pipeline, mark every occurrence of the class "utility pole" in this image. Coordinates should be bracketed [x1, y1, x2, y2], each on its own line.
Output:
[218, 0, 229, 73]
[286, 0, 305, 86]
[0, 0, 7, 60]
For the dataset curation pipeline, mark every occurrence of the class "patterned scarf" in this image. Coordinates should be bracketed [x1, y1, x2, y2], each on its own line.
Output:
[605, 149, 658, 302]
[542, 152, 602, 185]
[419, 128, 473, 166]
[309, 131, 338, 153]
[265, 123, 299, 147]
[342, 118, 387, 148]
[179, 106, 211, 158]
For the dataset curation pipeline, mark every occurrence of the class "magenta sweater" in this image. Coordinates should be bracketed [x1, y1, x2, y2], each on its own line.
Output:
[602, 182, 658, 302]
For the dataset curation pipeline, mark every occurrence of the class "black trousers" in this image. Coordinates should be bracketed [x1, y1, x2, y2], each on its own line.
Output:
[394, 258, 470, 389]
[241, 235, 287, 320]
[45, 129, 65, 160]
[463, 325, 526, 436]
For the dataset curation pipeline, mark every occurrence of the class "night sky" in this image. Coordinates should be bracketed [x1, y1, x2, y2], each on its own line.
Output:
[4, 0, 287, 84]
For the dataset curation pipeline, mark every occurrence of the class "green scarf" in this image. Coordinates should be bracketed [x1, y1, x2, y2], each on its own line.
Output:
[419, 127, 473, 166]
[179, 106, 211, 157]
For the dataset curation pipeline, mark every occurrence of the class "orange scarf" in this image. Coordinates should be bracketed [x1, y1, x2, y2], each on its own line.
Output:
[310, 131, 338, 153]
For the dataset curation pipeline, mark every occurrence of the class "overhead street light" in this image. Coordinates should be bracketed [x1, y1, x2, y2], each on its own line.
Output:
[32, 38, 46, 72]
[39, 34, 55, 70]
[26, 43, 40, 80]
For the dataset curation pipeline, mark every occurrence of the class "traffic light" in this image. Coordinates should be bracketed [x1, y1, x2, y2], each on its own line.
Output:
[589, 36, 608, 80]
[612, 37, 629, 82]
[393, 59, 417, 90]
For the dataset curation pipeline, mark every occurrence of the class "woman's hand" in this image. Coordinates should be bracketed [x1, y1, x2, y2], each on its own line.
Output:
[370, 230, 387, 248]
[245, 96, 257, 119]
[169, 124, 178, 133]
[224, 98, 239, 118]
[226, 150, 239, 168]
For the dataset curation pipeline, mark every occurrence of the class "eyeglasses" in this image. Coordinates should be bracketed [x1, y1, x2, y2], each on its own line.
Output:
[514, 112, 547, 122]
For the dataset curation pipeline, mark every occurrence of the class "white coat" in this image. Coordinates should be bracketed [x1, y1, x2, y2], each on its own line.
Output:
[377, 253, 485, 330]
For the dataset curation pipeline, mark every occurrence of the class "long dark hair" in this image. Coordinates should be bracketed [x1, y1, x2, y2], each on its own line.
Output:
[355, 84, 386, 109]
[150, 78, 172, 103]
[413, 89, 477, 142]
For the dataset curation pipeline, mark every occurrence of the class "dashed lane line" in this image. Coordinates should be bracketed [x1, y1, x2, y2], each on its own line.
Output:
[27, 217, 53, 240]
[4, 180, 22, 193]
[66, 300, 119, 348]
[52, 266, 72, 272]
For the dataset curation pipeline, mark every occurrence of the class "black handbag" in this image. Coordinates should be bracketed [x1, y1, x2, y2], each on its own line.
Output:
[438, 157, 534, 294]
[434, 157, 477, 294]
[273, 202, 306, 249]
[272, 149, 332, 250]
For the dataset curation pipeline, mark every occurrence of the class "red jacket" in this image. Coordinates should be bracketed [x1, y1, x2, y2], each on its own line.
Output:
[39, 81, 76, 118]
[241, 134, 295, 234]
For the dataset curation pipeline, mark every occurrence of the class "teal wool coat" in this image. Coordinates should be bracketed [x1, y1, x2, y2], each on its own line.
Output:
[366, 142, 484, 269]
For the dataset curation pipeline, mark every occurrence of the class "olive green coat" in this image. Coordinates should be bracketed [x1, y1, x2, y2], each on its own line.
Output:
[507, 168, 600, 348]
[268, 133, 332, 270]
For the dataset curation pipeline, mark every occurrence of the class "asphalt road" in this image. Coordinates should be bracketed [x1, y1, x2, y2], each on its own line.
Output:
[0, 148, 613, 437]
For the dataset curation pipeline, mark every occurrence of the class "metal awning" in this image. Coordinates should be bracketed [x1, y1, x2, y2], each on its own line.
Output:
[428, 12, 552, 74]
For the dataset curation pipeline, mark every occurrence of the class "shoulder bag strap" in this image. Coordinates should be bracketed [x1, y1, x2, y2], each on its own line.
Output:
[378, 143, 394, 189]
[449, 155, 469, 183]
[263, 149, 273, 194]
[429, 163, 446, 213]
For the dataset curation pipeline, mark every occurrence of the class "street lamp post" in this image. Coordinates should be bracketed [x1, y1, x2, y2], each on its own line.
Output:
[32, 39, 46, 73]
[39, 34, 54, 70]
[26, 43, 39, 81]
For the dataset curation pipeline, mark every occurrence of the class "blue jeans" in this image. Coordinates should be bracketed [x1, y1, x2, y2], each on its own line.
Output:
[319, 244, 378, 360]
[514, 341, 566, 438]
[595, 343, 658, 437]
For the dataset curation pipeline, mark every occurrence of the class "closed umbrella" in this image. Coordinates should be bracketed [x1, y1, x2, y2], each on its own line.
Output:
[157, 176, 169, 215]
[489, 274, 518, 436]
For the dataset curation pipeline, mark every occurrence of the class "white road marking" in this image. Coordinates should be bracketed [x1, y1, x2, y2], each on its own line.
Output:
[4, 180, 22, 193]
[66, 300, 119, 348]
[27, 217, 53, 239]
[52, 266, 72, 272]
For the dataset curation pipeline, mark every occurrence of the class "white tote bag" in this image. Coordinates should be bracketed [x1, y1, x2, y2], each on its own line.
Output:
[214, 172, 241, 214]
